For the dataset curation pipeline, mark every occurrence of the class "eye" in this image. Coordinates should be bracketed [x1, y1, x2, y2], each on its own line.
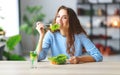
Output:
[63, 16, 68, 19]
[56, 15, 60, 18]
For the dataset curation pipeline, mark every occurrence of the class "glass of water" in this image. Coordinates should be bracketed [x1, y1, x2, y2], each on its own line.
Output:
[30, 51, 37, 68]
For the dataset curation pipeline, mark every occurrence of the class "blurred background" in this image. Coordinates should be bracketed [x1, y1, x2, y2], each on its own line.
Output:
[0, 0, 120, 61]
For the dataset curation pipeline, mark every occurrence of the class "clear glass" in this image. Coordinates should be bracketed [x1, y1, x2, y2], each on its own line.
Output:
[30, 51, 37, 68]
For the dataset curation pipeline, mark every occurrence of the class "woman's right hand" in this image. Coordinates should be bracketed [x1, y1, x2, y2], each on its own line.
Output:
[36, 22, 45, 36]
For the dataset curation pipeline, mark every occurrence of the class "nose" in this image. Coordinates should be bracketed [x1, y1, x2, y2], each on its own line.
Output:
[58, 17, 62, 24]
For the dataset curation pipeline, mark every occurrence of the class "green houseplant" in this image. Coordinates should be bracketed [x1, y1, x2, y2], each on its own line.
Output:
[20, 5, 45, 51]
[2, 35, 25, 60]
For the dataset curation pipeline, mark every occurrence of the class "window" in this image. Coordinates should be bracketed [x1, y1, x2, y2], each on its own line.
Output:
[0, 0, 20, 37]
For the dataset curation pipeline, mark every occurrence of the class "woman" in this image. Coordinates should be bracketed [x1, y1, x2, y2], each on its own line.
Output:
[36, 5, 103, 64]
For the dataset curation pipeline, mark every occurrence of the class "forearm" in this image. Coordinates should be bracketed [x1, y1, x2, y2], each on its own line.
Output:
[78, 55, 96, 63]
[36, 34, 44, 55]
[69, 55, 96, 64]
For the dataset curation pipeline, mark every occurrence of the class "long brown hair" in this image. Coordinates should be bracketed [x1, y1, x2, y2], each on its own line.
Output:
[53, 5, 87, 56]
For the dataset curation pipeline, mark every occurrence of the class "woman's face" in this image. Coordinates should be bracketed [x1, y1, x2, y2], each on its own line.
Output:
[56, 9, 69, 30]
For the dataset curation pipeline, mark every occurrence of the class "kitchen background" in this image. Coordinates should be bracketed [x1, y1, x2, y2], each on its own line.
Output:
[0, 0, 120, 61]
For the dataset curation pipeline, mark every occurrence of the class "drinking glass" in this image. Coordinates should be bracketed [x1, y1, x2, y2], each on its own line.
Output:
[30, 51, 37, 68]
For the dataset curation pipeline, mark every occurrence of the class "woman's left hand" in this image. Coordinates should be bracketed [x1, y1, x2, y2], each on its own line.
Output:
[68, 56, 80, 64]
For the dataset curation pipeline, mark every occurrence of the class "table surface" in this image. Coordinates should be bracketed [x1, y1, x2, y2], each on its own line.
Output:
[0, 61, 120, 75]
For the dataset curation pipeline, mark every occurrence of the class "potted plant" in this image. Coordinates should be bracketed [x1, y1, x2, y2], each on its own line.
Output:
[3, 34, 26, 60]
[0, 27, 5, 60]
[0, 18, 25, 60]
[20, 5, 45, 52]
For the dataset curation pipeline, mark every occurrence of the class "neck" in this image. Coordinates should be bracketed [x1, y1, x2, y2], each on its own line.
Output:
[60, 29, 67, 36]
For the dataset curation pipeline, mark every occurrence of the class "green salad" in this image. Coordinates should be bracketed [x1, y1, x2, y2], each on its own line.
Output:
[48, 54, 67, 65]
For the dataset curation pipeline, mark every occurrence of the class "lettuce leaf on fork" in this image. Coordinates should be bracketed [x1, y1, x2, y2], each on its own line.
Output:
[50, 23, 60, 32]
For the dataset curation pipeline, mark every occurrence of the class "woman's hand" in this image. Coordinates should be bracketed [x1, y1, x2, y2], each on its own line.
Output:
[36, 22, 45, 36]
[35, 22, 45, 55]
[68, 56, 80, 64]
[69, 55, 96, 64]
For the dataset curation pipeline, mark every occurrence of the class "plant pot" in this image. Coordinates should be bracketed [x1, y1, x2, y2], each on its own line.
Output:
[0, 31, 5, 35]
[0, 44, 5, 60]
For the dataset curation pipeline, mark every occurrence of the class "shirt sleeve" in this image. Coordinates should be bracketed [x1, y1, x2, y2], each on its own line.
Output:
[38, 31, 52, 62]
[80, 34, 103, 62]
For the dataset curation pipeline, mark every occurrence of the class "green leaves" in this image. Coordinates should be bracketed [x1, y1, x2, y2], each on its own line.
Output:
[30, 51, 37, 57]
[3, 35, 25, 60]
[6, 35, 21, 50]
[20, 5, 45, 36]
[48, 54, 67, 65]
[26, 6, 42, 14]
[0, 27, 3, 31]
[50, 23, 60, 32]
[3, 51, 25, 60]
[33, 13, 45, 22]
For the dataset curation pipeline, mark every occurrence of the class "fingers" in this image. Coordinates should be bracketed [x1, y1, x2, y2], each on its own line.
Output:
[69, 56, 79, 64]
[36, 22, 44, 29]
[36, 21, 45, 34]
[36, 21, 43, 26]
[36, 21, 41, 25]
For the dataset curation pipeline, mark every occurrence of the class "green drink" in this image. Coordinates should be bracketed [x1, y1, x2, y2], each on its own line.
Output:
[30, 51, 37, 68]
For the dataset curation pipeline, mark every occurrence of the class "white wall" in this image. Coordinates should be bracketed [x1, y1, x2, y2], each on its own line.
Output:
[20, 0, 77, 23]
[0, 0, 19, 37]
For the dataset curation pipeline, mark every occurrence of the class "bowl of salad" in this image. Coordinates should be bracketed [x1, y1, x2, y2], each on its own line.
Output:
[48, 54, 67, 65]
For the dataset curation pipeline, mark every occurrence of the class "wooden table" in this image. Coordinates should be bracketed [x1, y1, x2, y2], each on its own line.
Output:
[0, 61, 120, 75]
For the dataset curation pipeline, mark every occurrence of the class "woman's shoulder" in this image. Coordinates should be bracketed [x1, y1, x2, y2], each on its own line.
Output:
[46, 30, 52, 34]
[76, 33, 87, 38]
[45, 30, 54, 36]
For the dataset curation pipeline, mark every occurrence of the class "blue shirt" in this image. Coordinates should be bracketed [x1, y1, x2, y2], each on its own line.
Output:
[38, 30, 103, 62]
